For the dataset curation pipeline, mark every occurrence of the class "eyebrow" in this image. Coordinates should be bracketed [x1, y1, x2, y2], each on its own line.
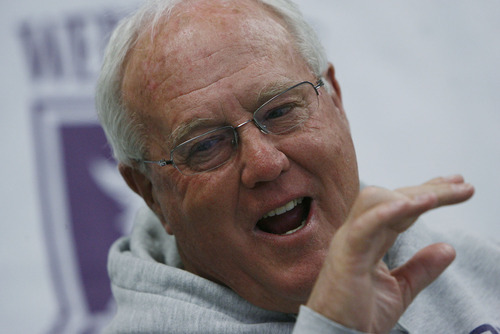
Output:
[255, 80, 294, 107]
[168, 118, 222, 148]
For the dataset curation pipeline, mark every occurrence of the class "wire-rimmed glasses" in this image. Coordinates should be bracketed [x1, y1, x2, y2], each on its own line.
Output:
[141, 79, 324, 175]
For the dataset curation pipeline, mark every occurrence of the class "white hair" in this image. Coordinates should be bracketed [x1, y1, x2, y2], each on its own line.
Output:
[95, 0, 329, 168]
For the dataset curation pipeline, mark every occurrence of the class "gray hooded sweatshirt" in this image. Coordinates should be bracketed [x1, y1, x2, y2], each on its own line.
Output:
[104, 207, 500, 333]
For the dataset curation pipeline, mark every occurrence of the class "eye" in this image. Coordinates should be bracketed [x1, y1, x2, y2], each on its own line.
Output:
[263, 105, 293, 121]
[172, 126, 237, 173]
[188, 134, 226, 157]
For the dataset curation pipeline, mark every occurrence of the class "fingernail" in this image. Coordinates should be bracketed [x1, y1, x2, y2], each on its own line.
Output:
[452, 183, 473, 192]
[443, 174, 462, 182]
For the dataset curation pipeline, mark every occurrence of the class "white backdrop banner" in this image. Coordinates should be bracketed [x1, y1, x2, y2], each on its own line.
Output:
[2, 1, 499, 333]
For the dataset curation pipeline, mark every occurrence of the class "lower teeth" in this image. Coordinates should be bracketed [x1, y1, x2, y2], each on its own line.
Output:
[280, 220, 306, 235]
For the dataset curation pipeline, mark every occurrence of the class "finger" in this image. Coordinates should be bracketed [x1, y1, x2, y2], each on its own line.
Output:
[397, 181, 474, 208]
[353, 192, 438, 238]
[344, 193, 438, 262]
[392, 243, 456, 308]
[424, 174, 465, 185]
[347, 186, 407, 221]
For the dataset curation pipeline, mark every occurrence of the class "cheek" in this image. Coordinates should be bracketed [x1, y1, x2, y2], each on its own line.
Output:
[300, 114, 352, 166]
[184, 172, 237, 214]
[316, 101, 356, 163]
[156, 172, 248, 283]
[302, 106, 360, 203]
[157, 170, 238, 234]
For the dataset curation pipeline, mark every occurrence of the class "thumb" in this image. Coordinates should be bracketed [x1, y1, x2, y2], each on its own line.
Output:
[392, 243, 456, 308]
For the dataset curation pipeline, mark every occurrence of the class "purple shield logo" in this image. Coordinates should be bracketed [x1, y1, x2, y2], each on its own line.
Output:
[32, 97, 141, 333]
[19, 8, 142, 333]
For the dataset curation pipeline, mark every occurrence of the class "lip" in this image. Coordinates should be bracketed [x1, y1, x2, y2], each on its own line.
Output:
[255, 196, 305, 220]
[252, 197, 314, 241]
[261, 197, 304, 219]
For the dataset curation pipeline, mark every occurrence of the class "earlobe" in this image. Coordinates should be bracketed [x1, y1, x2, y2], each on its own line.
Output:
[119, 163, 154, 204]
[118, 163, 174, 235]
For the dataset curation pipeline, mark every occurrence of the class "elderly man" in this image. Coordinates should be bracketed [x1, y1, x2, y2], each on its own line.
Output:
[96, 0, 499, 333]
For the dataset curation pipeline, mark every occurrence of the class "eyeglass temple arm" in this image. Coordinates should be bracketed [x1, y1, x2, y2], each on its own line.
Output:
[314, 79, 324, 92]
[141, 159, 172, 167]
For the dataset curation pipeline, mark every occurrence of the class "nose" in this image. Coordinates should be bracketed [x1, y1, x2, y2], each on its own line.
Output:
[237, 125, 290, 188]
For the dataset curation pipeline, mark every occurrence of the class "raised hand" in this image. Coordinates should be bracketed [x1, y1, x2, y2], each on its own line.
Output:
[306, 175, 474, 333]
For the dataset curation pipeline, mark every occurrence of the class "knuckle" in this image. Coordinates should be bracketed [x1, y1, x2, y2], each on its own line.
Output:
[357, 186, 383, 203]
[357, 186, 401, 207]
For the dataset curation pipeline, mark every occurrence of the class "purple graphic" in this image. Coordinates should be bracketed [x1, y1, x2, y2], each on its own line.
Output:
[60, 125, 120, 313]
[32, 97, 141, 333]
[19, 8, 141, 333]
[470, 324, 500, 334]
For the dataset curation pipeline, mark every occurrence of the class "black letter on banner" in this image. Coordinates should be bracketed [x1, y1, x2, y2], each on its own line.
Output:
[18, 21, 64, 80]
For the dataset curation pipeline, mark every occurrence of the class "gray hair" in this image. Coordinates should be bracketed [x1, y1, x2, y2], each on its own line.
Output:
[95, 0, 329, 168]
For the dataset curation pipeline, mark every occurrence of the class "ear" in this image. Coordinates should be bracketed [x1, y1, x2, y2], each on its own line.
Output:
[323, 63, 344, 109]
[118, 163, 174, 235]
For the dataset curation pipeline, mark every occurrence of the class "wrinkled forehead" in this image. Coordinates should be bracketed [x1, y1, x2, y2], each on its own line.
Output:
[121, 0, 298, 106]
[157, 0, 289, 45]
[120, 0, 314, 154]
[169, 0, 280, 30]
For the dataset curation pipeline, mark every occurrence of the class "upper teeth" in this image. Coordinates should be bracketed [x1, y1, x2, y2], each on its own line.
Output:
[262, 198, 303, 219]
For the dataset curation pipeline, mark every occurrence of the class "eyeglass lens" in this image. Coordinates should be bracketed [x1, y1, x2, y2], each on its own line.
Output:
[172, 81, 319, 175]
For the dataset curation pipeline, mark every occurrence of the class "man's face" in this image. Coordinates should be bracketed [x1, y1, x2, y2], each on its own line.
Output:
[122, 0, 359, 313]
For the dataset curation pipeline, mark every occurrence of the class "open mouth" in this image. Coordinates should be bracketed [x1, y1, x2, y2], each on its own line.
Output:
[256, 197, 311, 235]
